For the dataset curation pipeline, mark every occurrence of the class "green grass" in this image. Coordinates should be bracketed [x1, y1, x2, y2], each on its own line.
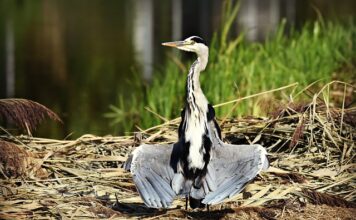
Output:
[106, 9, 356, 134]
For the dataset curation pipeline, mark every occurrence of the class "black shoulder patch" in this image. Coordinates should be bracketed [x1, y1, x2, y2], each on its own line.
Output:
[170, 142, 183, 173]
[191, 36, 207, 45]
[207, 104, 222, 139]
[178, 108, 186, 138]
[207, 104, 215, 121]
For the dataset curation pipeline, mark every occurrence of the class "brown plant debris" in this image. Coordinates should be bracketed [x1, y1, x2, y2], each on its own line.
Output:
[0, 141, 32, 178]
[0, 98, 62, 132]
[302, 189, 356, 208]
[289, 116, 305, 148]
[271, 172, 307, 184]
[0, 141, 47, 178]
[267, 101, 309, 119]
[0, 82, 354, 219]
[342, 109, 356, 127]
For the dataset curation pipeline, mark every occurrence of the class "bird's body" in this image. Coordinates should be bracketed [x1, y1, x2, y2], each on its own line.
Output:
[178, 39, 211, 179]
[124, 36, 268, 209]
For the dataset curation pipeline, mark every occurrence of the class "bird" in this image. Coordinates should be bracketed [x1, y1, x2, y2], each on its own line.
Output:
[124, 36, 268, 209]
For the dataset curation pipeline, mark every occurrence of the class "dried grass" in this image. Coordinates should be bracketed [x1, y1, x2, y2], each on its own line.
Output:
[0, 141, 48, 179]
[301, 189, 356, 208]
[0, 98, 62, 133]
[0, 82, 355, 219]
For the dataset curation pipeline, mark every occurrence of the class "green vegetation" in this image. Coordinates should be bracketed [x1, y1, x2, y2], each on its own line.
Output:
[107, 6, 355, 133]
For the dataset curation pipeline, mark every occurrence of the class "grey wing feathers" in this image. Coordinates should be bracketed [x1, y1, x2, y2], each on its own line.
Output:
[192, 143, 268, 205]
[125, 144, 176, 208]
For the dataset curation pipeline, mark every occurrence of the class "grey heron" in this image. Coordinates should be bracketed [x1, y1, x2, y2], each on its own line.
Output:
[124, 36, 268, 209]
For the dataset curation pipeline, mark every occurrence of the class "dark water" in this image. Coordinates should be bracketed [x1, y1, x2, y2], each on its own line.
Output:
[0, 0, 355, 139]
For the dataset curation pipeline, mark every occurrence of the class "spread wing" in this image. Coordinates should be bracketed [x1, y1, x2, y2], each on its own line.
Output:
[124, 144, 178, 208]
[190, 143, 269, 205]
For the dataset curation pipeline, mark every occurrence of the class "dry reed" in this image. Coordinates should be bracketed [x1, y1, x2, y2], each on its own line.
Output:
[0, 82, 354, 219]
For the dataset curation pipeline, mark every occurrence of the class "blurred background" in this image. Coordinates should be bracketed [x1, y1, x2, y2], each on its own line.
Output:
[0, 0, 355, 139]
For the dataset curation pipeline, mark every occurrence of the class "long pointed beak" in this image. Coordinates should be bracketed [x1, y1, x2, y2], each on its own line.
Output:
[161, 41, 186, 48]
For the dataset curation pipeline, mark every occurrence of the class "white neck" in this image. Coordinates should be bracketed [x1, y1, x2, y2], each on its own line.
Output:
[187, 47, 209, 98]
[184, 47, 210, 170]
[196, 47, 209, 71]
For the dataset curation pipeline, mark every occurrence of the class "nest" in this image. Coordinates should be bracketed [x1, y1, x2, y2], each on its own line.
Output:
[0, 83, 355, 219]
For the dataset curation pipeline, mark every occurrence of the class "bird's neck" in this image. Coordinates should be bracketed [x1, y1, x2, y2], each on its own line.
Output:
[186, 56, 208, 102]
[182, 51, 210, 171]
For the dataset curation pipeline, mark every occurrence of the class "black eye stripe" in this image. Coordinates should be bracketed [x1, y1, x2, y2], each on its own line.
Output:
[190, 36, 206, 45]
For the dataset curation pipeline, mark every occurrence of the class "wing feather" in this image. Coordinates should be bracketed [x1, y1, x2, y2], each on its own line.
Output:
[146, 170, 171, 205]
[125, 144, 178, 208]
[194, 143, 268, 205]
[137, 172, 161, 207]
[134, 173, 151, 205]
[125, 138, 268, 208]
[148, 169, 176, 198]
[205, 164, 217, 191]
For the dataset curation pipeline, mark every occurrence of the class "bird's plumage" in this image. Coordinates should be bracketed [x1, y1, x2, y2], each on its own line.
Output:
[124, 141, 268, 208]
[176, 38, 211, 179]
[124, 36, 269, 209]
[124, 144, 176, 208]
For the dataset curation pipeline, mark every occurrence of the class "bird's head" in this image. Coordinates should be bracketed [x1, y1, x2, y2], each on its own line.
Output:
[162, 36, 208, 55]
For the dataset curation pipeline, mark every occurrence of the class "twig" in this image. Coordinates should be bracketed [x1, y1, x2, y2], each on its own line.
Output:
[214, 83, 299, 108]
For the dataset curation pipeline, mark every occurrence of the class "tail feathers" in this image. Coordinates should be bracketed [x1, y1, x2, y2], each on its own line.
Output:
[189, 197, 205, 209]
[172, 173, 193, 196]
[172, 174, 206, 209]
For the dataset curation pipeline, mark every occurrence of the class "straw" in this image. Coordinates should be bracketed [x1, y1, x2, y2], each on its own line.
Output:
[0, 82, 354, 219]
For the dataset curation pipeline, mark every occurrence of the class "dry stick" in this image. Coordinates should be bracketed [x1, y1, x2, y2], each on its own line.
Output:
[323, 84, 331, 126]
[324, 85, 339, 137]
[340, 84, 347, 135]
[213, 82, 298, 108]
[70, 206, 83, 220]
[341, 143, 348, 165]
[304, 88, 324, 103]
[344, 190, 356, 201]
[142, 118, 180, 133]
[219, 96, 241, 126]
[309, 94, 317, 150]
[315, 114, 341, 152]
[293, 79, 323, 99]
[316, 175, 356, 192]
[142, 83, 299, 133]
[0, 126, 30, 150]
[314, 81, 355, 112]
[135, 125, 144, 132]
[144, 107, 169, 122]
[344, 146, 355, 166]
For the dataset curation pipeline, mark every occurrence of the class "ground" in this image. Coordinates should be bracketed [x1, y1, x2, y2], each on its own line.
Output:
[0, 89, 355, 219]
